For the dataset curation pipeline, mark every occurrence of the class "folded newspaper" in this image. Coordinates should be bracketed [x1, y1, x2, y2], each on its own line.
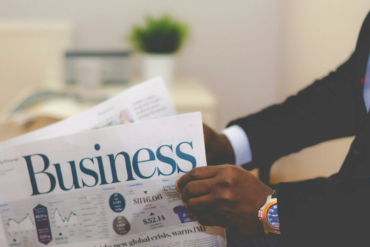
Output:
[0, 78, 227, 247]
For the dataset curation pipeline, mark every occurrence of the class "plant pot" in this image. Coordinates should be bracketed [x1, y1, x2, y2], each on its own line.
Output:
[142, 54, 175, 86]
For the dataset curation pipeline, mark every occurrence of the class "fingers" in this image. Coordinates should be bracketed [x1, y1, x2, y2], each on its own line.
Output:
[181, 179, 213, 202]
[187, 194, 216, 214]
[186, 195, 226, 227]
[176, 166, 219, 192]
[197, 212, 226, 227]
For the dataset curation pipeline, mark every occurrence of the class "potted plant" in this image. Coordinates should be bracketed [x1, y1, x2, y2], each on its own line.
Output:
[128, 15, 189, 86]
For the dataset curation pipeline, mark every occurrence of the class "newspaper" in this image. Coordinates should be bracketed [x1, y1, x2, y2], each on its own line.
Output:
[0, 78, 177, 147]
[0, 80, 227, 246]
[0, 113, 226, 247]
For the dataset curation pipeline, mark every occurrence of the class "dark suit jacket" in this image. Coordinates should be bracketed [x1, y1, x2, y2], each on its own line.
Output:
[228, 12, 370, 246]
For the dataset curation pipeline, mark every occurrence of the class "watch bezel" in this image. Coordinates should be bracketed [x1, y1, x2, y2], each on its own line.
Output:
[262, 200, 280, 232]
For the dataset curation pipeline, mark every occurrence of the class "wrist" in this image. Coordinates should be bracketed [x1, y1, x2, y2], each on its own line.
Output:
[257, 187, 273, 210]
[218, 133, 236, 164]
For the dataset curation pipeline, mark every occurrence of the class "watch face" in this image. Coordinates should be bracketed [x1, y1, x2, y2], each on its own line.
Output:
[266, 203, 279, 230]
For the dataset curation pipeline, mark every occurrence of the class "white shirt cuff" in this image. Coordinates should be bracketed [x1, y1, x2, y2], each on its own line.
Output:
[222, 125, 253, 166]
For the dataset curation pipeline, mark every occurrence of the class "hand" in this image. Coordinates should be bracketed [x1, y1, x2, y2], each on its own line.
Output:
[176, 165, 272, 236]
[203, 124, 235, 166]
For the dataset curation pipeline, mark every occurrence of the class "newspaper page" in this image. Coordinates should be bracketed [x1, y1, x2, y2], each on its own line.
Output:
[0, 113, 227, 247]
[0, 77, 176, 147]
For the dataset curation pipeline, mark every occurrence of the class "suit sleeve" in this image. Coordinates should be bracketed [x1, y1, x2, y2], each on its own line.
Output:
[278, 177, 370, 246]
[228, 11, 370, 169]
[227, 53, 363, 168]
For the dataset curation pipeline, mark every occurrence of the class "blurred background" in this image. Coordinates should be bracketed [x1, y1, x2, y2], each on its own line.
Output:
[0, 0, 369, 184]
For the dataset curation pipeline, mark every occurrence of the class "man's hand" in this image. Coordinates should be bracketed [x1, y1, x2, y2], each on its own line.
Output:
[176, 165, 272, 236]
[203, 124, 235, 166]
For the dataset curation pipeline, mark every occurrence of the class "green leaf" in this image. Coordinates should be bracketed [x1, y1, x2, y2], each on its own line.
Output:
[127, 14, 189, 54]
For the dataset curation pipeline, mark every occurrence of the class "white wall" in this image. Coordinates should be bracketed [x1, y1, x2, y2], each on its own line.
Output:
[0, 0, 280, 130]
[278, 0, 370, 99]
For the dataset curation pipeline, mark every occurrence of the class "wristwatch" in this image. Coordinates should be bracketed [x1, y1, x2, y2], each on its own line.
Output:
[258, 189, 281, 235]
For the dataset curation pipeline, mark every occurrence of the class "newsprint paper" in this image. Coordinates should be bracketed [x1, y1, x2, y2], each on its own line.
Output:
[0, 80, 227, 247]
[0, 77, 177, 147]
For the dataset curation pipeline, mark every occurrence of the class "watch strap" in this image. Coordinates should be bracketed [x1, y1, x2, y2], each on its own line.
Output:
[271, 189, 278, 199]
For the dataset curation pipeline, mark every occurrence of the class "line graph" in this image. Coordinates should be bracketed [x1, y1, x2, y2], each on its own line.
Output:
[6, 213, 34, 230]
[1, 190, 109, 245]
[54, 208, 78, 225]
